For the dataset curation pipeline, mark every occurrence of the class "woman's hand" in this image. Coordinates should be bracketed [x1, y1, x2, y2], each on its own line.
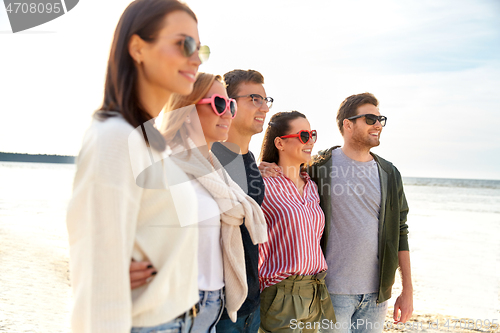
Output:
[130, 260, 157, 289]
[258, 162, 281, 178]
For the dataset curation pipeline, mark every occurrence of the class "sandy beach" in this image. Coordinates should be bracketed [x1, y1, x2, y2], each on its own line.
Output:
[0, 162, 499, 332]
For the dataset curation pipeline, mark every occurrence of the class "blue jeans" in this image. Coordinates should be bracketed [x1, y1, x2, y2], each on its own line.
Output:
[190, 289, 225, 333]
[326, 293, 388, 333]
[215, 307, 260, 333]
[131, 311, 193, 333]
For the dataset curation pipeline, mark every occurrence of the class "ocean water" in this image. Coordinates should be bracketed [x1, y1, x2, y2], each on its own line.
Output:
[0, 162, 499, 331]
[390, 177, 500, 320]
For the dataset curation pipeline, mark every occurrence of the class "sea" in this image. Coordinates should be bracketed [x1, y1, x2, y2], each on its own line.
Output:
[0, 162, 499, 332]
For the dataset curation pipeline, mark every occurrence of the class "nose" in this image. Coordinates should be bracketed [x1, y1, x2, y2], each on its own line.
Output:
[188, 50, 202, 67]
[259, 101, 270, 113]
[221, 107, 232, 119]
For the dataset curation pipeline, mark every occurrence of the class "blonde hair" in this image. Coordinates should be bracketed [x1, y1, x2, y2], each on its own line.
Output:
[162, 72, 223, 150]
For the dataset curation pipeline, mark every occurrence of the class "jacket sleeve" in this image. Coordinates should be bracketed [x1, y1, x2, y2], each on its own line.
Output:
[395, 167, 409, 251]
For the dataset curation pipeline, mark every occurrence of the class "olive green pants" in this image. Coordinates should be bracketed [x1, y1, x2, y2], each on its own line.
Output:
[259, 271, 336, 333]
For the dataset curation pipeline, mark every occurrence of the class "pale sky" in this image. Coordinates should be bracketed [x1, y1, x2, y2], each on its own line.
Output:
[1, 0, 499, 179]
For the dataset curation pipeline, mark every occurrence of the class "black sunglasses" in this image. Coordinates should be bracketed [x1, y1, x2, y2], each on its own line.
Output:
[181, 35, 210, 63]
[347, 114, 387, 127]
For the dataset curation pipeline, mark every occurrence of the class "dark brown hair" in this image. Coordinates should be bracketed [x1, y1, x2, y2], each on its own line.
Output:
[96, 0, 197, 151]
[337, 92, 378, 135]
[223, 69, 264, 98]
[259, 111, 306, 164]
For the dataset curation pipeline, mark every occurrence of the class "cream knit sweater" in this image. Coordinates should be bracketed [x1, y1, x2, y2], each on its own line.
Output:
[66, 115, 199, 332]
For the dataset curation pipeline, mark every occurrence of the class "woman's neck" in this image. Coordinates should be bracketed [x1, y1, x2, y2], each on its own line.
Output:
[278, 158, 303, 186]
[137, 80, 171, 118]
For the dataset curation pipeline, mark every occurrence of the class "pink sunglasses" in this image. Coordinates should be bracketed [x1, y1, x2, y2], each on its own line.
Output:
[196, 94, 237, 119]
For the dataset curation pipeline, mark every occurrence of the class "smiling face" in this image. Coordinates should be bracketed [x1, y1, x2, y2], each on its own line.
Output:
[196, 80, 232, 144]
[349, 103, 383, 148]
[137, 10, 201, 97]
[277, 117, 315, 166]
[231, 82, 270, 137]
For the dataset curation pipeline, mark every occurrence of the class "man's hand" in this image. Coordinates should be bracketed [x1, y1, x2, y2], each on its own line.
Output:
[393, 251, 413, 323]
[258, 161, 281, 178]
[393, 290, 413, 323]
[130, 260, 157, 289]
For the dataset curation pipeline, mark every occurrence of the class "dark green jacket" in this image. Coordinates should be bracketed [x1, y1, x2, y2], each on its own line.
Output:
[307, 146, 409, 303]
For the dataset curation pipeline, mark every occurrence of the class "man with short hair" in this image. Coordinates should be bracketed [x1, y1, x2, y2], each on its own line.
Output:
[307, 92, 413, 333]
[213, 69, 272, 333]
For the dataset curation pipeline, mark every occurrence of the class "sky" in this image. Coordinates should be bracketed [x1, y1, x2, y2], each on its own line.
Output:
[1, 0, 499, 180]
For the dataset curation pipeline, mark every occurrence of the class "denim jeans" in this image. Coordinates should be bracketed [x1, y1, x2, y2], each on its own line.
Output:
[215, 307, 260, 333]
[325, 293, 388, 333]
[190, 289, 225, 333]
[131, 311, 193, 333]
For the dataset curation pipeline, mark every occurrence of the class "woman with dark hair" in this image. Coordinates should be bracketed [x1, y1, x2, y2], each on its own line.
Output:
[157, 72, 268, 332]
[66, 1, 209, 332]
[258, 111, 335, 332]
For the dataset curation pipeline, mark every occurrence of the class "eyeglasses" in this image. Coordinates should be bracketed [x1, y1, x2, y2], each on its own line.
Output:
[347, 114, 387, 127]
[234, 94, 273, 109]
[280, 130, 317, 144]
[197, 94, 237, 118]
[179, 35, 210, 63]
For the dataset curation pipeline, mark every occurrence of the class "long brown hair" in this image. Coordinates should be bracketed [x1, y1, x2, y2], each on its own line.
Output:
[96, 0, 197, 152]
[259, 111, 306, 164]
[162, 72, 222, 151]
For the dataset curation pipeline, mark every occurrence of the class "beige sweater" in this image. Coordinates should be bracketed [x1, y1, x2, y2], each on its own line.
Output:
[170, 141, 268, 322]
[66, 115, 199, 332]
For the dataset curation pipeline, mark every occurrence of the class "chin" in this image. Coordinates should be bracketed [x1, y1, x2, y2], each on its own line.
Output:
[300, 157, 311, 165]
[173, 82, 194, 96]
[214, 136, 228, 142]
[253, 124, 264, 134]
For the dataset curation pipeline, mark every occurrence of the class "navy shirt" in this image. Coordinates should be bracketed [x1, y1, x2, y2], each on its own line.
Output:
[212, 142, 265, 320]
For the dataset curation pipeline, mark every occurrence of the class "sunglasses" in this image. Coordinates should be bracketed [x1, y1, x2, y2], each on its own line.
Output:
[197, 94, 237, 118]
[280, 130, 317, 144]
[347, 114, 387, 127]
[234, 94, 274, 109]
[180, 35, 210, 63]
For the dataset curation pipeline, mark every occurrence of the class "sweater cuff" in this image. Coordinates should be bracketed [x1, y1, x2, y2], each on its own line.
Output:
[398, 234, 409, 251]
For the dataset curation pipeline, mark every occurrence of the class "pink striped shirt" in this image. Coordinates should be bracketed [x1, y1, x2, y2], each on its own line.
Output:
[258, 172, 328, 291]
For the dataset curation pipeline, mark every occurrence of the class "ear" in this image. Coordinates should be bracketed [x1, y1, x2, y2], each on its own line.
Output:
[343, 118, 352, 132]
[128, 34, 146, 65]
[274, 136, 284, 151]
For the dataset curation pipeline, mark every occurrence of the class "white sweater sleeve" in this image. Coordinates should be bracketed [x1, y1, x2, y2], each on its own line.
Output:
[66, 119, 144, 333]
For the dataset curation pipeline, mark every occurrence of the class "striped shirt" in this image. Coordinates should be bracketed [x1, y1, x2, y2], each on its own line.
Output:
[258, 172, 328, 291]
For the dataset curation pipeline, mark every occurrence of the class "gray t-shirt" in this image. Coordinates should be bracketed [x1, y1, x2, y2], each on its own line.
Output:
[325, 148, 381, 294]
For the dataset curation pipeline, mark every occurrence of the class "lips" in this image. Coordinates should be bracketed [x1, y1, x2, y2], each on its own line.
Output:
[180, 70, 197, 82]
[255, 117, 265, 123]
[302, 148, 312, 154]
